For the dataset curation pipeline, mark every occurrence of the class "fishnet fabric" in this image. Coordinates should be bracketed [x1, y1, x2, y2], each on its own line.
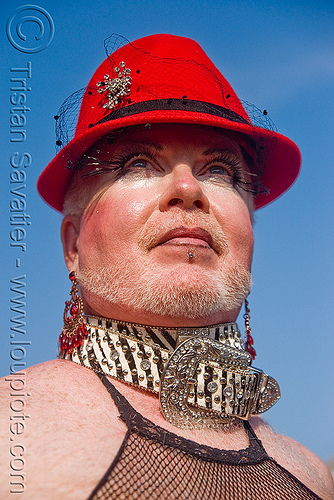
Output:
[88, 375, 321, 500]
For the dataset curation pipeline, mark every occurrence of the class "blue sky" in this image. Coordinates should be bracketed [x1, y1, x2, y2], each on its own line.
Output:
[1, 0, 333, 461]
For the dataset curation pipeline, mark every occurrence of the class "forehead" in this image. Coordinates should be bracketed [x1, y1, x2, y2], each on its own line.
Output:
[85, 123, 248, 160]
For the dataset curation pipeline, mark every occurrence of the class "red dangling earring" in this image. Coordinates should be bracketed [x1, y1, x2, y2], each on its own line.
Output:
[59, 271, 87, 355]
[244, 298, 256, 361]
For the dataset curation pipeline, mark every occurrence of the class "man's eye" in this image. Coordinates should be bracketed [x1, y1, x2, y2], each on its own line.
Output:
[129, 159, 148, 169]
[208, 165, 231, 176]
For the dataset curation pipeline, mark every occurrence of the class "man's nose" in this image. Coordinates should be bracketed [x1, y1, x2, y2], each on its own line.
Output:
[159, 164, 210, 212]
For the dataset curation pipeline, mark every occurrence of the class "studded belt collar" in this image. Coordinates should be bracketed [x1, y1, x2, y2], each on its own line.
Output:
[60, 315, 280, 429]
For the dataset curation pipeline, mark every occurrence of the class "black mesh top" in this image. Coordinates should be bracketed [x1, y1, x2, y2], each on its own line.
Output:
[87, 373, 322, 500]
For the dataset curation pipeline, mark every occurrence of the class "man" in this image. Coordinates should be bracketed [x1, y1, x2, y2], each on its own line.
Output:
[1, 34, 333, 499]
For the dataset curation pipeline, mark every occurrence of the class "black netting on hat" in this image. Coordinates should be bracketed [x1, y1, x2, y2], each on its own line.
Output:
[54, 88, 86, 150]
[53, 34, 278, 197]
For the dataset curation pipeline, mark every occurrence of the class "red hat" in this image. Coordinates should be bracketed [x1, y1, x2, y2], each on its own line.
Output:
[37, 34, 301, 211]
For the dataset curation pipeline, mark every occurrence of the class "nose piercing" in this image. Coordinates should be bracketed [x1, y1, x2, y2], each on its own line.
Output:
[188, 252, 194, 259]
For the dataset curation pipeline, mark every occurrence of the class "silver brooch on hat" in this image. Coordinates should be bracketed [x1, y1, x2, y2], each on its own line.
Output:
[96, 61, 132, 110]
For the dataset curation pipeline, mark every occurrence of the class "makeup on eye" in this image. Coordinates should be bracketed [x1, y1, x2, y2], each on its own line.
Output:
[79, 141, 247, 193]
[121, 150, 161, 171]
[199, 152, 246, 187]
[81, 149, 160, 178]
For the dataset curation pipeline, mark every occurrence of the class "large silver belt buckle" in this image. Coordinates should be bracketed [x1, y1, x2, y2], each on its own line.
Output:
[159, 336, 280, 429]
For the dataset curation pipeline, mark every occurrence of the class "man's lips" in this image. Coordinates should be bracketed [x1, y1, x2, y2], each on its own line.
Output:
[156, 227, 217, 252]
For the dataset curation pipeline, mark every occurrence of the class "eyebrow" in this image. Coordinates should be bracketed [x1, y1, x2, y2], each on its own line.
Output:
[203, 147, 238, 156]
[115, 139, 164, 151]
[119, 144, 238, 156]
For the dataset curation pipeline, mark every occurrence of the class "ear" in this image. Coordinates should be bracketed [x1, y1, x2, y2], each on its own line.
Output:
[61, 215, 80, 272]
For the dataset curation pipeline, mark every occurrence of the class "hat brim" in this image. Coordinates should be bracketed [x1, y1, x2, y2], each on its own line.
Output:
[37, 108, 301, 212]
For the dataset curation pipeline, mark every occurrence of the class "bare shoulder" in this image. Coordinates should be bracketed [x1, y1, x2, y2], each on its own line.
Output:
[0, 360, 126, 500]
[1, 358, 103, 393]
[0, 359, 113, 422]
[250, 416, 334, 500]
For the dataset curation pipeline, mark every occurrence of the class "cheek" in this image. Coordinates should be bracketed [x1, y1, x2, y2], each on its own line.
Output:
[226, 220, 253, 266]
[99, 191, 153, 240]
[239, 225, 254, 267]
[78, 186, 157, 262]
[77, 219, 105, 267]
[213, 195, 254, 264]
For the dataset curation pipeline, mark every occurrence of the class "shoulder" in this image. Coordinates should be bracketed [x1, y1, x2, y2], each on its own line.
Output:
[0, 360, 126, 500]
[1, 358, 98, 389]
[0, 358, 123, 437]
[1, 358, 95, 386]
[250, 416, 334, 500]
[0, 359, 107, 415]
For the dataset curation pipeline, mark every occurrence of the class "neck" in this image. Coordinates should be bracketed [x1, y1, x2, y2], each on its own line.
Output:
[83, 314, 244, 350]
[83, 302, 241, 328]
[60, 313, 281, 430]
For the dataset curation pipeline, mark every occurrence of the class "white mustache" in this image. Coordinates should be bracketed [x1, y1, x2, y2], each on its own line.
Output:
[138, 209, 228, 256]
